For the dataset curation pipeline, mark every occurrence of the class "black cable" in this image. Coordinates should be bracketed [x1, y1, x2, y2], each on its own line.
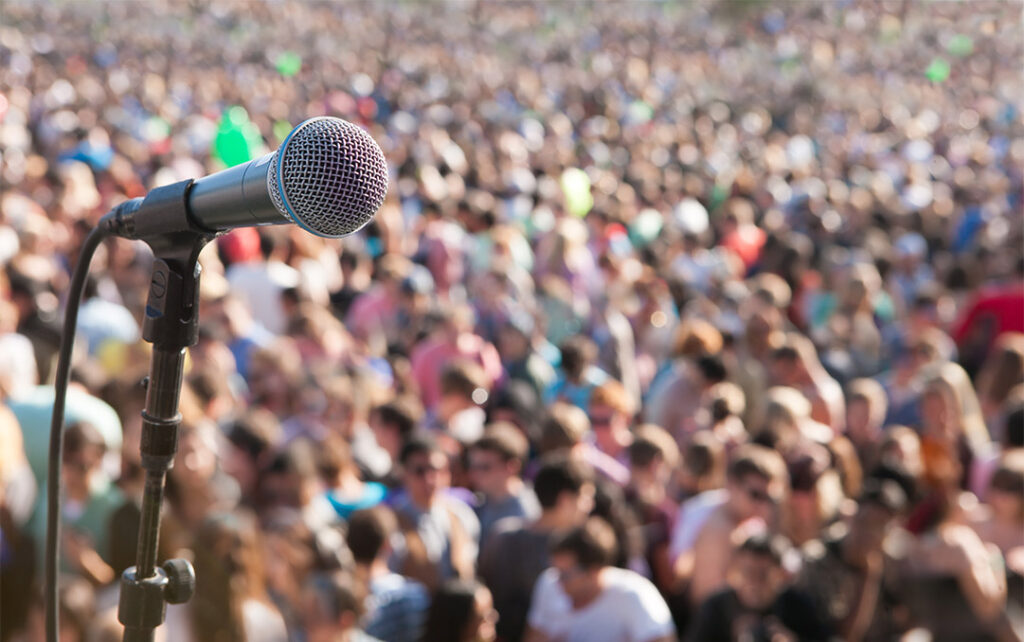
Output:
[45, 225, 109, 642]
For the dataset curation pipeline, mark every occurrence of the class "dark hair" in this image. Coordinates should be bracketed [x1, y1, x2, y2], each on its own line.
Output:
[440, 360, 489, 400]
[533, 455, 593, 509]
[551, 518, 618, 569]
[346, 506, 397, 564]
[421, 579, 487, 642]
[858, 478, 908, 515]
[990, 454, 1024, 498]
[471, 423, 528, 464]
[728, 445, 785, 485]
[305, 572, 365, 621]
[737, 533, 792, 567]
[559, 335, 597, 379]
[264, 438, 318, 481]
[1005, 402, 1024, 449]
[372, 397, 422, 439]
[696, 354, 728, 385]
[399, 433, 442, 465]
[63, 421, 106, 459]
[226, 410, 281, 460]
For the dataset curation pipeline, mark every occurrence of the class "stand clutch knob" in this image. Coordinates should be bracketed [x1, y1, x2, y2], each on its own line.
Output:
[162, 559, 196, 605]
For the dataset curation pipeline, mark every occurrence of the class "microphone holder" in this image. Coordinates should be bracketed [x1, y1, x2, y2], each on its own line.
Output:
[109, 180, 214, 642]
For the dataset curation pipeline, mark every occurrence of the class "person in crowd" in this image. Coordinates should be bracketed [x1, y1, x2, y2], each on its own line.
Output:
[368, 397, 424, 480]
[479, 454, 595, 642]
[421, 579, 498, 642]
[302, 572, 381, 642]
[468, 423, 540, 544]
[625, 424, 681, 593]
[319, 434, 388, 521]
[798, 479, 910, 641]
[187, 511, 288, 642]
[27, 421, 124, 585]
[410, 305, 502, 412]
[545, 335, 609, 410]
[524, 517, 675, 642]
[538, 401, 630, 487]
[587, 380, 636, 467]
[845, 378, 890, 471]
[346, 507, 430, 642]
[674, 445, 788, 612]
[390, 435, 480, 591]
[434, 360, 491, 444]
[687, 533, 831, 641]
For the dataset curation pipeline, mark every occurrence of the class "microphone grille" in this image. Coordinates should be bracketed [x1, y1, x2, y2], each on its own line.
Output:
[268, 117, 388, 238]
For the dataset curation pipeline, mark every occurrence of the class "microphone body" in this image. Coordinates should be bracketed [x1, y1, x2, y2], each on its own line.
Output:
[103, 117, 388, 240]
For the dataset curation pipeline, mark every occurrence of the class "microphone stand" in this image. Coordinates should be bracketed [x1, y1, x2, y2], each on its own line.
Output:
[104, 180, 215, 642]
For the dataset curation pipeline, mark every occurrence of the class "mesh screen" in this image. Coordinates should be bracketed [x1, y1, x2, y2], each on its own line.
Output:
[268, 117, 388, 238]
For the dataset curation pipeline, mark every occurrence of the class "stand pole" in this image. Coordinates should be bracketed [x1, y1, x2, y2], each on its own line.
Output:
[110, 180, 212, 642]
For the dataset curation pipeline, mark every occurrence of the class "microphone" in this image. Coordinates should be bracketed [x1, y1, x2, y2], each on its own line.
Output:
[103, 117, 389, 239]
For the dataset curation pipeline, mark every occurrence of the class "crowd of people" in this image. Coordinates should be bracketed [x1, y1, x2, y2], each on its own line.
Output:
[2, 1, 1023, 641]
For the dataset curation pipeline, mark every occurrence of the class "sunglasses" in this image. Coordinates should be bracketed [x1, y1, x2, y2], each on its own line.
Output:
[744, 485, 777, 505]
[409, 464, 445, 477]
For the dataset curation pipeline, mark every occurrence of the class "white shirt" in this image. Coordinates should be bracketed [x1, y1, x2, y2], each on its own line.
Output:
[527, 567, 674, 642]
[668, 489, 727, 564]
[226, 260, 300, 335]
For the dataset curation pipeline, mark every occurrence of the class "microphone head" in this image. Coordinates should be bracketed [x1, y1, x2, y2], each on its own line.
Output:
[268, 117, 388, 238]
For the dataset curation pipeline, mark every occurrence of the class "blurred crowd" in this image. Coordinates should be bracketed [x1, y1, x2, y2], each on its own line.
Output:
[2, 1, 1023, 641]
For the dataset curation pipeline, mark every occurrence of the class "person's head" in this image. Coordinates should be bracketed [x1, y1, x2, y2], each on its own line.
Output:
[533, 454, 596, 526]
[369, 396, 423, 461]
[845, 378, 888, 444]
[986, 452, 1024, 524]
[846, 479, 907, 560]
[468, 423, 528, 499]
[496, 311, 535, 362]
[671, 318, 723, 360]
[301, 572, 366, 642]
[422, 579, 498, 642]
[485, 380, 542, 436]
[768, 343, 801, 387]
[726, 445, 788, 523]
[1004, 399, 1024, 450]
[539, 402, 590, 454]
[707, 381, 746, 424]
[400, 434, 449, 508]
[588, 380, 635, 458]
[61, 421, 106, 499]
[346, 506, 398, 565]
[223, 409, 281, 499]
[878, 425, 924, 479]
[628, 423, 680, 488]
[921, 361, 989, 451]
[558, 335, 598, 381]
[976, 333, 1024, 407]
[550, 518, 618, 605]
[258, 438, 321, 510]
[439, 360, 490, 422]
[680, 431, 727, 495]
[728, 533, 793, 610]
[753, 387, 811, 455]
[317, 433, 360, 486]
[191, 511, 269, 642]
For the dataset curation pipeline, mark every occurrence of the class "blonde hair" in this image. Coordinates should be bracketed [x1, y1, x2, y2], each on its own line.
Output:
[923, 361, 990, 452]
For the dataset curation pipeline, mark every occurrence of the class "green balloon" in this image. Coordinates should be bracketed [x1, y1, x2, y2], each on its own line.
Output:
[947, 34, 973, 57]
[275, 51, 302, 77]
[213, 107, 260, 167]
[925, 58, 950, 83]
[273, 120, 293, 143]
[561, 168, 593, 217]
